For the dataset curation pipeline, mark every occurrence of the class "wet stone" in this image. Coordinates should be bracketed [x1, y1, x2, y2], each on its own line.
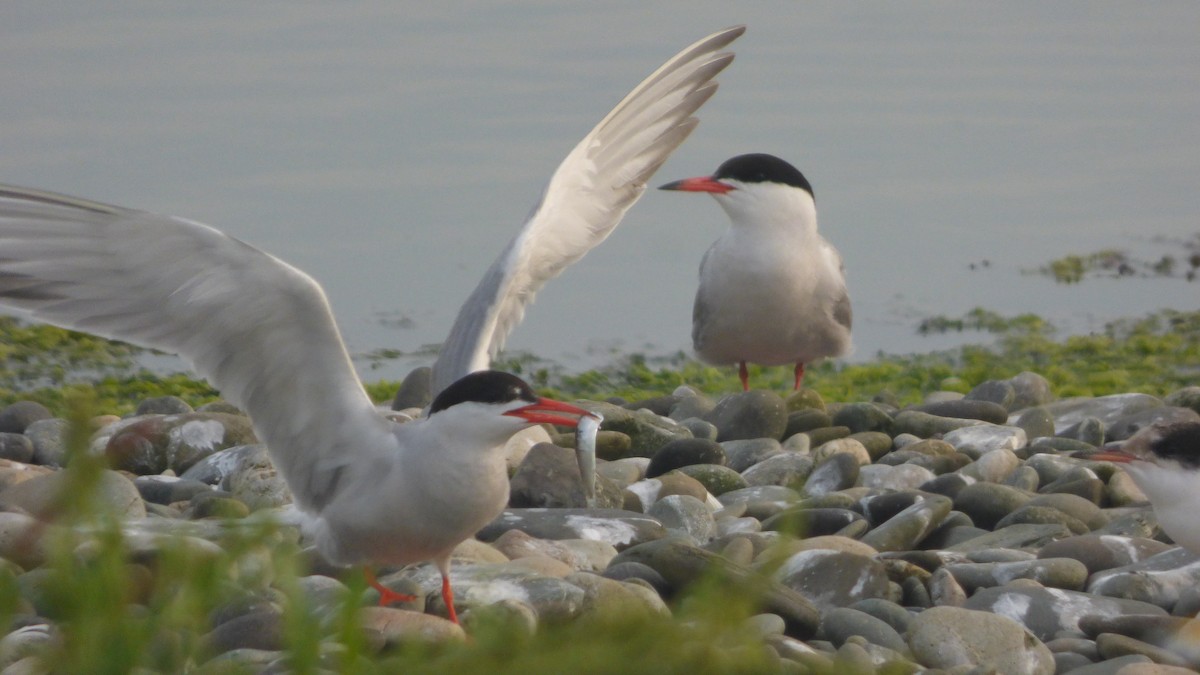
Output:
[965, 379, 1016, 409]
[0, 434, 34, 463]
[646, 438, 725, 478]
[674, 463, 747, 495]
[0, 402, 51, 435]
[965, 584, 1167, 642]
[740, 452, 814, 488]
[911, 399, 1009, 424]
[704, 390, 788, 441]
[892, 410, 983, 438]
[943, 424, 1027, 459]
[1038, 534, 1174, 576]
[820, 607, 908, 654]
[783, 408, 832, 438]
[1008, 371, 1054, 411]
[773, 550, 891, 611]
[1013, 406, 1057, 440]
[510, 442, 594, 508]
[721, 438, 783, 472]
[952, 481, 1034, 530]
[906, 605, 1054, 674]
[831, 403, 894, 435]
[802, 453, 859, 497]
[648, 494, 716, 544]
[24, 419, 70, 467]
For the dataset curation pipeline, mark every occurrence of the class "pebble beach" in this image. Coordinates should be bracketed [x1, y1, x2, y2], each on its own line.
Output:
[1, 370, 1200, 673]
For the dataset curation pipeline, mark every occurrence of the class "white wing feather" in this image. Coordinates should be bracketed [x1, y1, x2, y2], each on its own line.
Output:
[0, 186, 394, 511]
[431, 25, 744, 394]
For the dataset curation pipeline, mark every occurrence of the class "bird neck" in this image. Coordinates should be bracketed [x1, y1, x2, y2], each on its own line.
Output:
[718, 185, 818, 239]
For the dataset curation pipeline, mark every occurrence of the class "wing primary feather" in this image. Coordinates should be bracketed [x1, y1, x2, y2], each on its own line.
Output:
[431, 26, 743, 393]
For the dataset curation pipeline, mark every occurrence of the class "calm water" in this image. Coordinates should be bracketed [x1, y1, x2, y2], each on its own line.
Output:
[3, 4, 1198, 380]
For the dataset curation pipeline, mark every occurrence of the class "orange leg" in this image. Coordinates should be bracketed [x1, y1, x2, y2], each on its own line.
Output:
[738, 361, 750, 391]
[364, 567, 416, 607]
[440, 572, 459, 624]
[793, 362, 806, 390]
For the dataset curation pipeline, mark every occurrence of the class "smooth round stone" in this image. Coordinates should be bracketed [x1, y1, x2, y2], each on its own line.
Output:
[943, 424, 1028, 459]
[1061, 417, 1107, 446]
[959, 448, 1021, 483]
[859, 495, 953, 552]
[717, 485, 802, 509]
[746, 612, 787, 638]
[389, 366, 431, 411]
[772, 535, 878, 559]
[965, 380, 1016, 409]
[203, 607, 286, 654]
[911, 399, 1009, 424]
[358, 607, 463, 646]
[626, 471, 709, 511]
[800, 426, 852, 450]
[783, 409, 832, 438]
[784, 388, 826, 413]
[674, 463, 746, 495]
[1008, 371, 1053, 410]
[858, 464, 936, 491]
[24, 418, 70, 467]
[101, 412, 258, 475]
[626, 393, 680, 417]
[781, 432, 811, 454]
[849, 431, 892, 461]
[1014, 406, 1057, 440]
[1087, 548, 1200, 609]
[582, 401, 692, 458]
[721, 438, 783, 472]
[1043, 394, 1164, 435]
[773, 550, 890, 611]
[820, 607, 908, 654]
[850, 598, 912, 636]
[478, 508, 668, 551]
[740, 452, 814, 488]
[0, 434, 34, 463]
[703, 390, 788, 442]
[907, 605, 1054, 674]
[813, 438, 870, 466]
[648, 494, 716, 544]
[1028, 493, 1106, 529]
[945, 523, 1074, 553]
[1095, 632, 1194, 668]
[803, 453, 859, 497]
[668, 389, 717, 421]
[1105, 470, 1151, 508]
[602, 562, 670, 596]
[566, 571, 670, 618]
[1165, 386, 1200, 415]
[0, 623, 60, 670]
[892, 410, 982, 438]
[762, 507, 866, 539]
[611, 537, 821, 635]
[646, 438, 726, 478]
[903, 439, 958, 457]
[191, 492, 252, 519]
[952, 481, 1034, 529]
[135, 395, 193, 415]
[1039, 534, 1173, 575]
[221, 445, 292, 510]
[1004, 465, 1041, 491]
[0, 468, 145, 519]
[831, 403, 894, 435]
[996, 505, 1090, 536]
[513, 442, 605, 508]
[1108, 406, 1200, 442]
[134, 475, 213, 505]
[945, 558, 1089, 593]
[965, 584, 1167, 642]
[0, 402, 52, 434]
[677, 418, 718, 442]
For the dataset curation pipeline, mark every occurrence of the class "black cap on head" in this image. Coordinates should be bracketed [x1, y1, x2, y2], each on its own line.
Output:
[714, 153, 813, 197]
[429, 370, 537, 415]
[1150, 422, 1200, 469]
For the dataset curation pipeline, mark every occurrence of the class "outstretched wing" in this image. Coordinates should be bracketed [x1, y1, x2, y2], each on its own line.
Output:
[431, 26, 744, 394]
[0, 186, 395, 511]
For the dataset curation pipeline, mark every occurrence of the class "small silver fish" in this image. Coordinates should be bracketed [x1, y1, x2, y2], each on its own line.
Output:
[575, 412, 602, 506]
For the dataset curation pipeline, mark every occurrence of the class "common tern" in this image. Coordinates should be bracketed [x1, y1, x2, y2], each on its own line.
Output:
[0, 26, 743, 623]
[660, 153, 852, 391]
[1088, 421, 1200, 554]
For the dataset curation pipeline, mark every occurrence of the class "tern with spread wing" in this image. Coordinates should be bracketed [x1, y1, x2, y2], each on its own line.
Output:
[0, 26, 743, 623]
[660, 153, 851, 391]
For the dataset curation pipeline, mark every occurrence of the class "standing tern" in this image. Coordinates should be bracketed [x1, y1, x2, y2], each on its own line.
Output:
[0, 25, 743, 623]
[1088, 421, 1200, 554]
[659, 153, 852, 391]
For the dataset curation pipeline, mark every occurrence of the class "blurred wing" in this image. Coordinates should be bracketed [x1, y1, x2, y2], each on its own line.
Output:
[0, 186, 395, 511]
[431, 25, 744, 393]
